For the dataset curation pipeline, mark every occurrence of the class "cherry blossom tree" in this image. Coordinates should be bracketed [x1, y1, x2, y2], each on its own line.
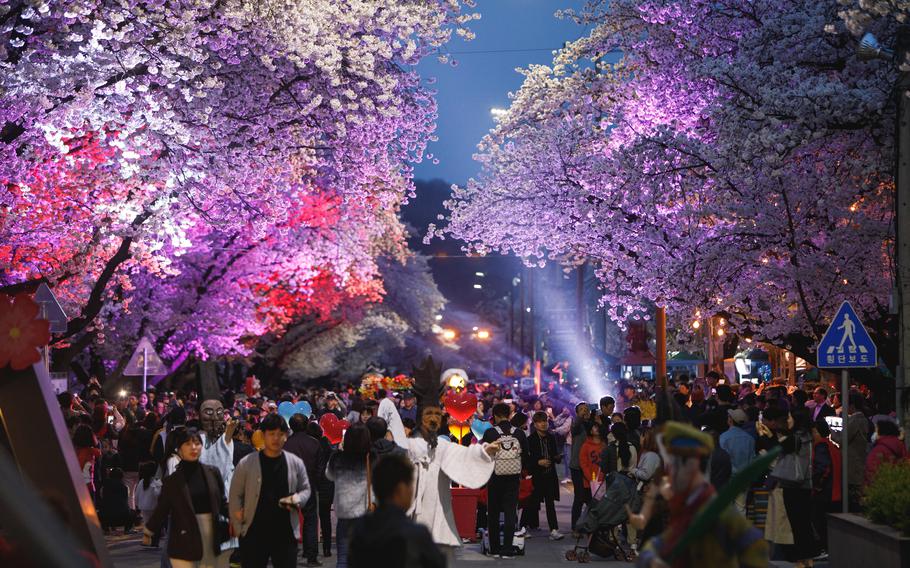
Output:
[0, 1, 476, 371]
[273, 253, 446, 382]
[437, 0, 896, 360]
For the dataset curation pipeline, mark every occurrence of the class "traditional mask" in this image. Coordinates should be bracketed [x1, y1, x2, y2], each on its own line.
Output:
[200, 399, 225, 438]
[419, 406, 443, 448]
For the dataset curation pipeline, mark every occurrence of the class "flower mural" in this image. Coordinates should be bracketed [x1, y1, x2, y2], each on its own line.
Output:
[0, 294, 50, 370]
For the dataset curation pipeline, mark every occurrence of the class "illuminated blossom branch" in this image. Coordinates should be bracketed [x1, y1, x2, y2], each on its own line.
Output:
[438, 0, 894, 351]
[0, 0, 476, 361]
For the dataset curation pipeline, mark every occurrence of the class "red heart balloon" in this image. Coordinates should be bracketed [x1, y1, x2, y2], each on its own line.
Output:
[319, 414, 349, 445]
[443, 391, 478, 424]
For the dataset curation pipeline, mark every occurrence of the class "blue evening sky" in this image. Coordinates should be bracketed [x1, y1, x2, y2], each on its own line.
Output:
[414, 0, 592, 186]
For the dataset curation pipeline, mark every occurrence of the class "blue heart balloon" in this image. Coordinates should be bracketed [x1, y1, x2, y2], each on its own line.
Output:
[471, 417, 492, 440]
[278, 401, 313, 424]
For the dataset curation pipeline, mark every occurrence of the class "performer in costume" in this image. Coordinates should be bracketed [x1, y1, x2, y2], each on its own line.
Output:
[198, 398, 238, 552]
[198, 399, 236, 489]
[377, 358, 499, 555]
[637, 422, 767, 568]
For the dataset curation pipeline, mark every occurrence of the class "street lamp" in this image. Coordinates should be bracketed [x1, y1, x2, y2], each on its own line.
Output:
[442, 328, 457, 341]
[477, 329, 491, 340]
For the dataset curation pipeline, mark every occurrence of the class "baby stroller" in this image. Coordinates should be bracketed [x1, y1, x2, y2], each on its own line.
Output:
[566, 472, 641, 563]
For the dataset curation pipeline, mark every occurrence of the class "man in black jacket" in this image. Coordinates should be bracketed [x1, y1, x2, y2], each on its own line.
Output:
[283, 413, 322, 567]
[810, 387, 836, 422]
[522, 411, 563, 540]
[482, 403, 529, 558]
[349, 454, 444, 568]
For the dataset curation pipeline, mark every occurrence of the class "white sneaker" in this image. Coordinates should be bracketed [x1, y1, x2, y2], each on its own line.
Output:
[561, 478, 571, 484]
[514, 527, 527, 537]
[549, 530, 564, 541]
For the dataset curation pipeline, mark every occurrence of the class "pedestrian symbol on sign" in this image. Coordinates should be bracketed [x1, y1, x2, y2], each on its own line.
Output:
[830, 313, 867, 356]
[816, 302, 877, 369]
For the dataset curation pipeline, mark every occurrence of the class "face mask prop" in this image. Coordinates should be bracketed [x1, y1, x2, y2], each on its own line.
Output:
[200, 399, 226, 442]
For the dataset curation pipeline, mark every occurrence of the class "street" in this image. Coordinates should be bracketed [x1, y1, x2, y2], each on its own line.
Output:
[107, 483, 825, 567]
[1, 2, 906, 567]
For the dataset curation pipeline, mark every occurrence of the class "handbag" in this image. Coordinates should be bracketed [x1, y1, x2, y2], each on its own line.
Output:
[770, 434, 811, 488]
[517, 473, 534, 508]
[365, 454, 376, 513]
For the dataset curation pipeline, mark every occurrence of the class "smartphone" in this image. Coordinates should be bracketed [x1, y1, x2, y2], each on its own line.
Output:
[107, 415, 114, 424]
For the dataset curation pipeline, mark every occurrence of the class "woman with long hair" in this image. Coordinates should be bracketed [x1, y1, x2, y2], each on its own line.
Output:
[143, 428, 231, 568]
[73, 424, 101, 501]
[326, 423, 372, 568]
[776, 409, 819, 568]
[601, 422, 639, 475]
[626, 427, 665, 549]
[135, 461, 162, 548]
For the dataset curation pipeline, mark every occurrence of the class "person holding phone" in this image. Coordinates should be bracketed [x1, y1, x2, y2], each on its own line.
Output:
[521, 411, 564, 540]
[229, 414, 311, 568]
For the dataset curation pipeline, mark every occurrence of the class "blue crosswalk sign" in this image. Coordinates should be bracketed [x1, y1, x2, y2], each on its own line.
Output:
[816, 301, 877, 369]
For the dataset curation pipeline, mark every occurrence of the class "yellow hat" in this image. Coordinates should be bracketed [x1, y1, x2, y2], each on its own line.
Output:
[659, 421, 714, 458]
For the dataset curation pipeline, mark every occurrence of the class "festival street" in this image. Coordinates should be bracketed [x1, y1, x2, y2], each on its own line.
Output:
[0, 2, 908, 568]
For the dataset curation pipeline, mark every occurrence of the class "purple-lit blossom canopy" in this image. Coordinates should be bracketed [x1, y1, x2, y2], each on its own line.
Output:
[438, 0, 895, 351]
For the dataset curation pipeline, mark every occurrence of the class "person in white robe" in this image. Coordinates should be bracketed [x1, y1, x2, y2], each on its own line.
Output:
[198, 399, 238, 552]
[377, 397, 498, 550]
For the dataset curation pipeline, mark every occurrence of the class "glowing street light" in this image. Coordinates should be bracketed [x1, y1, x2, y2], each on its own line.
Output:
[442, 328, 457, 341]
[477, 329, 491, 340]
[692, 320, 701, 329]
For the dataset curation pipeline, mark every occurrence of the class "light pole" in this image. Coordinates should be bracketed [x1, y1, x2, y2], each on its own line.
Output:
[520, 268, 526, 359]
[857, 29, 910, 441]
[511, 276, 519, 352]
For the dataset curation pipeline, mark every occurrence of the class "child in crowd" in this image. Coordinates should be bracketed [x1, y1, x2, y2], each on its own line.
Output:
[98, 467, 134, 534]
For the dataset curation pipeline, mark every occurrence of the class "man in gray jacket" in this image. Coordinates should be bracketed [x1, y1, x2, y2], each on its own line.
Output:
[230, 414, 311, 568]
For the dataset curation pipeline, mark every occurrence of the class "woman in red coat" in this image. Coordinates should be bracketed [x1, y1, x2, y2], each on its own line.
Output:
[865, 420, 907, 485]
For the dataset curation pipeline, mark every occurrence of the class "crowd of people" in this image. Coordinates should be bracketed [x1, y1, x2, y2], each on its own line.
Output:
[54, 367, 905, 568]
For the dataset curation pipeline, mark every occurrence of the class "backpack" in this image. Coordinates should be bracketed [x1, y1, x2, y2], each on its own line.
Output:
[493, 426, 523, 476]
